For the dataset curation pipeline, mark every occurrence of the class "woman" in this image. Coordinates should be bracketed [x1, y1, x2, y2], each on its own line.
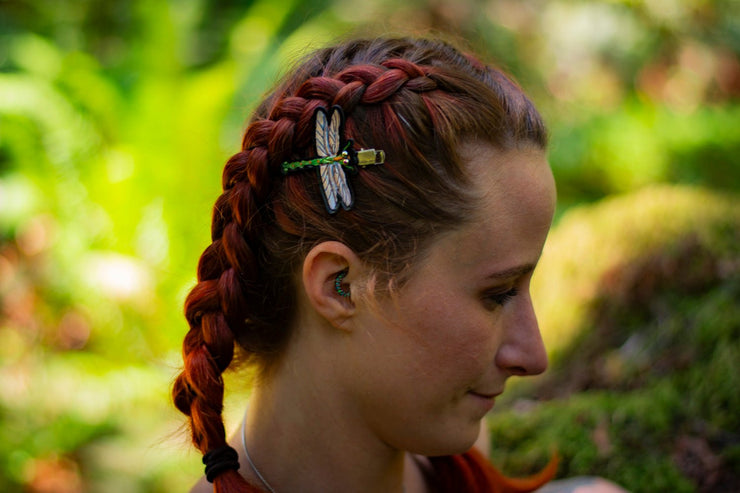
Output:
[175, 37, 623, 493]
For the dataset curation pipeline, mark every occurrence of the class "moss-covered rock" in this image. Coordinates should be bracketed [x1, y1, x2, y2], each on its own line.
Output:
[489, 185, 740, 493]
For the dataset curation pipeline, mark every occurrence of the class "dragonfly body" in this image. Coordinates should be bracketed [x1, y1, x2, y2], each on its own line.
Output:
[280, 105, 386, 214]
[315, 107, 353, 213]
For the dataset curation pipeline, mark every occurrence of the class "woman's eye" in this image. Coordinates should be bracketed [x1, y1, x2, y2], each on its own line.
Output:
[483, 287, 519, 308]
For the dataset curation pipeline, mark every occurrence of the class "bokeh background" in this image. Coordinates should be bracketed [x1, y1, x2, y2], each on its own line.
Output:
[1, 0, 738, 492]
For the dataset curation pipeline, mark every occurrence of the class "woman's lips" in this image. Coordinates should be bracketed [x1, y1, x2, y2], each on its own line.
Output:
[467, 390, 501, 412]
[468, 390, 501, 399]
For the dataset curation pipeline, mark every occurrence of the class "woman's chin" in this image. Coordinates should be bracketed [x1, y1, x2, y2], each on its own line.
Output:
[404, 426, 481, 457]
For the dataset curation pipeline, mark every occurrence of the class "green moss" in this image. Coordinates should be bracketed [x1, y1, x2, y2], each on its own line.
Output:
[490, 186, 740, 492]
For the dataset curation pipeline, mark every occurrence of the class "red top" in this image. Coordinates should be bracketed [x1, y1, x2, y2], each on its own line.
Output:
[426, 448, 558, 493]
[236, 448, 557, 492]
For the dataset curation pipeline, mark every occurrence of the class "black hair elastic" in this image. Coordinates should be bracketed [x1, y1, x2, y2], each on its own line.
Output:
[203, 445, 240, 482]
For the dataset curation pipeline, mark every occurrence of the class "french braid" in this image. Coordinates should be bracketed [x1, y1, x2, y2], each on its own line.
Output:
[173, 37, 546, 492]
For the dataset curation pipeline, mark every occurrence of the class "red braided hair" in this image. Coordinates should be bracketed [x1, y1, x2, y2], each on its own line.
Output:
[173, 37, 547, 492]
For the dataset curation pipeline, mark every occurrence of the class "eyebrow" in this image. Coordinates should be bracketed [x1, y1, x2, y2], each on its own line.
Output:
[484, 263, 536, 281]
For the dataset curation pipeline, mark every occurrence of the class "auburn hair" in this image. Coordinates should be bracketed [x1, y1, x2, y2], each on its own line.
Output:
[172, 37, 547, 491]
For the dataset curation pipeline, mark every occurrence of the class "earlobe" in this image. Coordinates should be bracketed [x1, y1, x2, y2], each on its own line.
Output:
[302, 242, 361, 331]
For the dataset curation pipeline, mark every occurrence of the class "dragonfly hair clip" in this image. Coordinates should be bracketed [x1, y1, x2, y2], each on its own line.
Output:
[281, 106, 385, 214]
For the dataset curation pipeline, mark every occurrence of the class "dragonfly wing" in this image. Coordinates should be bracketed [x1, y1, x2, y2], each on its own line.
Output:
[330, 162, 353, 209]
[320, 164, 339, 213]
[315, 108, 331, 157]
[316, 107, 349, 213]
[327, 108, 341, 156]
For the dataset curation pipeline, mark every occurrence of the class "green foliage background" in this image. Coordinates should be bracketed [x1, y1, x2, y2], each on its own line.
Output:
[0, 1, 738, 491]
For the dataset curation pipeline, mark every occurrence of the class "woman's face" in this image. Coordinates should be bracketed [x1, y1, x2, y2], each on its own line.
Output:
[343, 143, 556, 456]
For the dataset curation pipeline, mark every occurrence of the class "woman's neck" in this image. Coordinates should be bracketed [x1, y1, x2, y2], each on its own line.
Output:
[227, 320, 437, 493]
[239, 374, 414, 493]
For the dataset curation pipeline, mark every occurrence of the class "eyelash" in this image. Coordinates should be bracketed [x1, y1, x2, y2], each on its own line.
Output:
[484, 287, 519, 308]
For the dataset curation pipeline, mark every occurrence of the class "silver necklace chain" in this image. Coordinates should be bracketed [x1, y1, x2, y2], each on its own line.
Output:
[240, 408, 407, 493]
[241, 408, 277, 493]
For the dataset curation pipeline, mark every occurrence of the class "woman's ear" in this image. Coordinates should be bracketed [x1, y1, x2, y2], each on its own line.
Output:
[302, 241, 362, 331]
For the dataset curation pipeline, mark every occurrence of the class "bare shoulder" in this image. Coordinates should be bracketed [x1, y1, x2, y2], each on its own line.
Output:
[536, 476, 630, 493]
[190, 476, 211, 493]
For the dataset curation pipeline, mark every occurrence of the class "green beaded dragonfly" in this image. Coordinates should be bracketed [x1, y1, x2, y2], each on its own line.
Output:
[281, 106, 385, 214]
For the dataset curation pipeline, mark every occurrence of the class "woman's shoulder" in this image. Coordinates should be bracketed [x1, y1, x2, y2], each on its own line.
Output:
[190, 476, 210, 493]
[190, 476, 265, 493]
[535, 477, 629, 493]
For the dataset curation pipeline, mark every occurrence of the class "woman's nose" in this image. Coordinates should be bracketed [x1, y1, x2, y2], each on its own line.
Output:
[494, 295, 548, 376]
